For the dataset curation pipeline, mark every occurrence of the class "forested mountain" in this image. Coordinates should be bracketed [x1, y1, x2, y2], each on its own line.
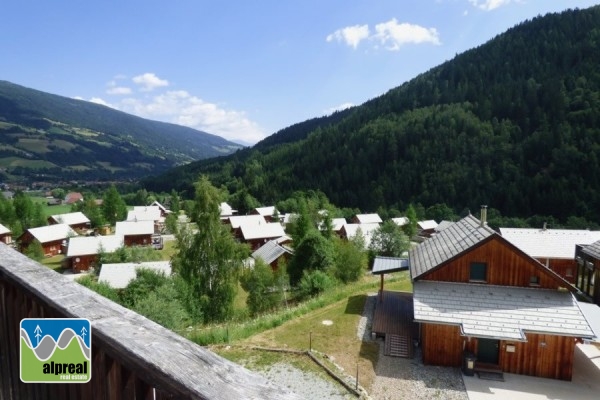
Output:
[144, 6, 600, 223]
[0, 81, 242, 182]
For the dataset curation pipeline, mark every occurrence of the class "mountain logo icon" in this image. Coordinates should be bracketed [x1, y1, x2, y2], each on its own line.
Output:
[20, 318, 91, 383]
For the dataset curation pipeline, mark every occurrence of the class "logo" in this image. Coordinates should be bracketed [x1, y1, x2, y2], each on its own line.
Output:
[20, 318, 91, 383]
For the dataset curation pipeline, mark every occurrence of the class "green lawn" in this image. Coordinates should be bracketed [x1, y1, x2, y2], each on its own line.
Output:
[30, 196, 73, 218]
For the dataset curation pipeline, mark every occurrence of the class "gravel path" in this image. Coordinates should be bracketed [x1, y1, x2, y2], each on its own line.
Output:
[356, 293, 377, 341]
[257, 363, 355, 400]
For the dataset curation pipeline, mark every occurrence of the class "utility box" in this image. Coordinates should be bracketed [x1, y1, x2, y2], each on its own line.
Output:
[462, 351, 476, 376]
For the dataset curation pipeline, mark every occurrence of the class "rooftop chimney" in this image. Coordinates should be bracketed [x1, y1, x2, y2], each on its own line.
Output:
[543, 222, 547, 231]
[480, 205, 488, 227]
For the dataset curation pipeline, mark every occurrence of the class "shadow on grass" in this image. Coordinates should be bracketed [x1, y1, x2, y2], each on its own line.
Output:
[344, 294, 366, 315]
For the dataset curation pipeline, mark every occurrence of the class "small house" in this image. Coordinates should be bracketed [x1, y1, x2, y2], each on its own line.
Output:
[417, 220, 438, 238]
[252, 239, 293, 271]
[228, 215, 267, 239]
[115, 221, 155, 247]
[352, 213, 382, 225]
[19, 224, 77, 257]
[500, 227, 600, 284]
[64, 192, 83, 205]
[239, 222, 286, 250]
[219, 202, 238, 220]
[148, 201, 171, 217]
[48, 212, 91, 232]
[129, 206, 164, 233]
[410, 214, 594, 381]
[249, 206, 279, 223]
[0, 223, 12, 245]
[339, 223, 380, 248]
[98, 261, 172, 289]
[65, 235, 124, 272]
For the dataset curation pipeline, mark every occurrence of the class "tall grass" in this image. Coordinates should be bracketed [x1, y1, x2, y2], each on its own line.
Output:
[186, 273, 410, 345]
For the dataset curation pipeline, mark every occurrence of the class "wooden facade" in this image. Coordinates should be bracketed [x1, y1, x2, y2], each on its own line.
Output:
[0, 232, 11, 245]
[535, 258, 577, 284]
[123, 234, 152, 247]
[69, 254, 99, 273]
[421, 324, 575, 380]
[421, 236, 566, 289]
[411, 215, 588, 381]
[0, 243, 300, 400]
[19, 232, 65, 257]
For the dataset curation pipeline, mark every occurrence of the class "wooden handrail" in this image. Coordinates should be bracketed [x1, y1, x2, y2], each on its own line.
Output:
[0, 243, 301, 400]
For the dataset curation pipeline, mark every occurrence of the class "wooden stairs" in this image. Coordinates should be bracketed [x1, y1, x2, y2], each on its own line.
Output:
[474, 362, 505, 381]
[384, 334, 413, 358]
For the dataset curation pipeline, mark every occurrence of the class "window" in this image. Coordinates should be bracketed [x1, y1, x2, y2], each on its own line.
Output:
[470, 262, 487, 282]
[565, 268, 573, 278]
[529, 276, 540, 286]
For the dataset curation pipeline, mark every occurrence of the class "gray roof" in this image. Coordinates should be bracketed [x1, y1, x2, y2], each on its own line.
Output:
[27, 224, 78, 244]
[581, 239, 600, 260]
[240, 222, 285, 241]
[413, 281, 595, 341]
[354, 214, 382, 224]
[50, 212, 90, 226]
[252, 240, 293, 265]
[500, 228, 600, 259]
[409, 214, 496, 279]
[99, 261, 171, 289]
[66, 235, 124, 257]
[0, 223, 10, 235]
[372, 256, 409, 274]
[578, 302, 600, 343]
[434, 220, 454, 232]
[115, 220, 154, 236]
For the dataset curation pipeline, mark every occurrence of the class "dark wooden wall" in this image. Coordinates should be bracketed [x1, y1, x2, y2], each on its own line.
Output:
[70, 254, 98, 273]
[420, 323, 576, 380]
[422, 237, 564, 288]
[543, 259, 576, 284]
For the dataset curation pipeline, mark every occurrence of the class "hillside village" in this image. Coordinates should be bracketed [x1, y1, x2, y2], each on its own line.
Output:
[2, 184, 600, 398]
[3, 5, 600, 400]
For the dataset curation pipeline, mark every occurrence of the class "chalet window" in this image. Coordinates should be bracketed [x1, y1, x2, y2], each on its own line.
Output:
[565, 268, 573, 278]
[529, 276, 540, 286]
[469, 262, 487, 282]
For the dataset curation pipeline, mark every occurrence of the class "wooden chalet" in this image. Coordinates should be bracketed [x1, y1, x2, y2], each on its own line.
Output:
[417, 220, 438, 238]
[128, 206, 163, 233]
[575, 241, 600, 307]
[249, 206, 278, 223]
[228, 215, 267, 239]
[19, 224, 77, 257]
[64, 192, 83, 205]
[409, 213, 595, 381]
[148, 201, 171, 217]
[115, 221, 155, 247]
[500, 227, 600, 284]
[48, 211, 91, 232]
[339, 223, 380, 248]
[252, 239, 293, 271]
[239, 222, 285, 250]
[65, 235, 124, 272]
[0, 223, 11, 245]
[219, 202, 238, 220]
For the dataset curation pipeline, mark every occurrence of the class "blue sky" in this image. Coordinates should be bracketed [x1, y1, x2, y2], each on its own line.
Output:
[1, 1, 598, 145]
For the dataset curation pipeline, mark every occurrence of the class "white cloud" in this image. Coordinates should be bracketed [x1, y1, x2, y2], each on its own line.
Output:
[323, 102, 354, 115]
[373, 19, 441, 50]
[117, 90, 266, 144]
[327, 19, 440, 51]
[89, 97, 112, 107]
[326, 24, 370, 49]
[132, 73, 169, 91]
[106, 86, 132, 95]
[468, 0, 513, 11]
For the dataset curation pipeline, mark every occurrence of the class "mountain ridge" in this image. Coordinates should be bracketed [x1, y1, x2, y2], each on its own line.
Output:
[0, 80, 243, 183]
[142, 6, 600, 222]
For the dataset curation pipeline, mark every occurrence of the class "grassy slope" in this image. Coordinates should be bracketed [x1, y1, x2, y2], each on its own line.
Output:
[215, 272, 412, 392]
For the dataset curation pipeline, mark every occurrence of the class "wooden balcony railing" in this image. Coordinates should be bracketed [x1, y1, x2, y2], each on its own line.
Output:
[0, 243, 301, 400]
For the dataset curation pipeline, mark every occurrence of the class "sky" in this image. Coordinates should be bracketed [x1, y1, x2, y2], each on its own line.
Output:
[1, 1, 598, 145]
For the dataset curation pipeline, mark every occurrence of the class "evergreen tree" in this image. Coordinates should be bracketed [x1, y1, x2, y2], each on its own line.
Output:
[102, 185, 128, 225]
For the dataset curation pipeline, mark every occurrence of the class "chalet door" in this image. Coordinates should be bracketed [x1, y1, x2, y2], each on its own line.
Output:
[477, 338, 499, 364]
